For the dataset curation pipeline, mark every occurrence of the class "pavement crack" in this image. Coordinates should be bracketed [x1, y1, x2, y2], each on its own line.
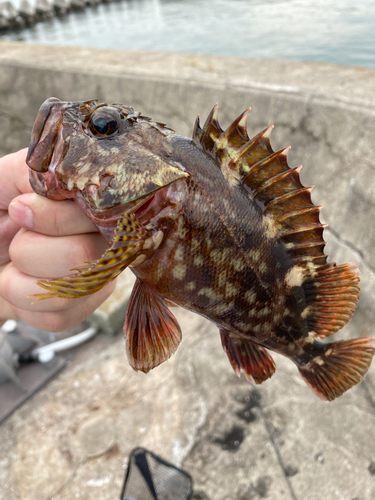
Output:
[325, 227, 375, 275]
[49, 459, 85, 500]
[257, 401, 299, 500]
[361, 379, 375, 413]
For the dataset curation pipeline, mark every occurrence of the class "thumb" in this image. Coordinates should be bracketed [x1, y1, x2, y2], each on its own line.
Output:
[8, 193, 97, 236]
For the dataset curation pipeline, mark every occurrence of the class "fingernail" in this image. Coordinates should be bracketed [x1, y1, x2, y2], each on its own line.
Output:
[9, 201, 34, 229]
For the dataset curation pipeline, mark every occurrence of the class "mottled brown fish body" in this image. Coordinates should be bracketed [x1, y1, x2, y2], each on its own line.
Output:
[26, 97, 375, 401]
[133, 134, 307, 356]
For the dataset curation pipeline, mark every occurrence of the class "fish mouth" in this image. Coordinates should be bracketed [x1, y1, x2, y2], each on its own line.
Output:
[76, 190, 157, 227]
[26, 97, 68, 199]
[27, 97, 63, 173]
[26, 97, 99, 199]
[75, 179, 186, 244]
[77, 188, 164, 227]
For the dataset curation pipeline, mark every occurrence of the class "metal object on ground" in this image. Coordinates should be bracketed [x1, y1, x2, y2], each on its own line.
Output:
[0, 320, 99, 423]
[0, 327, 26, 391]
[121, 447, 193, 500]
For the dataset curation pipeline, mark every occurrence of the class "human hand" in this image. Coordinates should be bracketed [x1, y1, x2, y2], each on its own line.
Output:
[0, 149, 115, 330]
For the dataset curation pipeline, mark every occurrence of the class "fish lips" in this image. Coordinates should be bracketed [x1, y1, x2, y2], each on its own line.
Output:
[27, 97, 65, 173]
[26, 97, 97, 199]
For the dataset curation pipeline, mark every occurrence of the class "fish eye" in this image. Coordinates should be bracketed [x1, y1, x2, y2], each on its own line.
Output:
[89, 107, 121, 138]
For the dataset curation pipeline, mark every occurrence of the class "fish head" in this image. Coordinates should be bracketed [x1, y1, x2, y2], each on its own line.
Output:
[26, 97, 189, 216]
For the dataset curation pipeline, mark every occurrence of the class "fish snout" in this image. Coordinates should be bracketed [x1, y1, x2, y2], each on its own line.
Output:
[26, 98, 100, 200]
[27, 98, 101, 174]
[26, 97, 65, 173]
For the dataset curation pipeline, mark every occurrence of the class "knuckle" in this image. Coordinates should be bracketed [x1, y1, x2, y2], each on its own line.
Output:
[44, 313, 70, 333]
[32, 195, 63, 237]
[68, 235, 101, 269]
[8, 228, 27, 263]
[0, 265, 15, 303]
[33, 310, 73, 333]
[48, 295, 75, 310]
[52, 208, 63, 236]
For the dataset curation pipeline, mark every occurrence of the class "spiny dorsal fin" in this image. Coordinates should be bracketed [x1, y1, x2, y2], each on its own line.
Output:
[193, 104, 328, 267]
[193, 104, 223, 153]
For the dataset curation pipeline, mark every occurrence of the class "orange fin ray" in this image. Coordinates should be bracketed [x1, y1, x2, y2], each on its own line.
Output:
[264, 186, 313, 210]
[230, 125, 274, 168]
[124, 279, 182, 373]
[214, 107, 251, 152]
[31, 212, 147, 302]
[220, 329, 276, 384]
[303, 262, 360, 338]
[298, 337, 375, 401]
[242, 147, 292, 190]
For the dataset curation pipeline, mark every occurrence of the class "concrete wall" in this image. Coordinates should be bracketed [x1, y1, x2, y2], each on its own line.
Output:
[1, 40, 375, 334]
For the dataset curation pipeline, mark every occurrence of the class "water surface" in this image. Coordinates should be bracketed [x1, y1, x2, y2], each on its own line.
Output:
[3, 0, 375, 67]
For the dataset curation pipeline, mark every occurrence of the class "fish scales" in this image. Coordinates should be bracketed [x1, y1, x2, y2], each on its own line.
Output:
[26, 97, 375, 401]
[134, 135, 303, 347]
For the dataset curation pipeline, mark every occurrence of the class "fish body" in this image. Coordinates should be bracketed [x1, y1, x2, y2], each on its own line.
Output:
[26, 97, 375, 401]
[132, 135, 304, 352]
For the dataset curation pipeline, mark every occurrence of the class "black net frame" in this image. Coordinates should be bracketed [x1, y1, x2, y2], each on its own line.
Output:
[120, 447, 193, 500]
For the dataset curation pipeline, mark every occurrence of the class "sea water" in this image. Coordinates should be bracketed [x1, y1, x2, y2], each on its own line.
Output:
[2, 0, 375, 68]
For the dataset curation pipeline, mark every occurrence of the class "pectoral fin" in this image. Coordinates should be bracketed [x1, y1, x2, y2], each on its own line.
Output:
[220, 329, 276, 384]
[124, 278, 182, 373]
[31, 212, 147, 301]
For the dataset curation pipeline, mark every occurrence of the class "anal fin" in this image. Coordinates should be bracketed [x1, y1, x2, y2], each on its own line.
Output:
[31, 212, 147, 301]
[220, 329, 276, 384]
[298, 337, 375, 401]
[124, 279, 182, 373]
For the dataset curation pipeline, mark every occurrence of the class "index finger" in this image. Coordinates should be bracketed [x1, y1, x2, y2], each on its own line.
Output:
[9, 193, 98, 236]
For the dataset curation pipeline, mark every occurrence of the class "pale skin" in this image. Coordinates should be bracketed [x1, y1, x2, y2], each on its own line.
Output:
[0, 149, 115, 331]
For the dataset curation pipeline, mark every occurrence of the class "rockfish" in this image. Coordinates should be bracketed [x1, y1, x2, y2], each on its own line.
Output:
[26, 97, 375, 401]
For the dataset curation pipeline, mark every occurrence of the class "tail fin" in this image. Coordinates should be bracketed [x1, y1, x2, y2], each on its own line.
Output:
[303, 262, 360, 339]
[298, 337, 375, 401]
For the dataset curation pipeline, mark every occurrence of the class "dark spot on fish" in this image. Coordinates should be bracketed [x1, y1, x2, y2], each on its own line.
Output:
[368, 461, 375, 475]
[284, 465, 299, 477]
[235, 389, 261, 423]
[239, 476, 273, 499]
[194, 294, 211, 310]
[210, 424, 244, 452]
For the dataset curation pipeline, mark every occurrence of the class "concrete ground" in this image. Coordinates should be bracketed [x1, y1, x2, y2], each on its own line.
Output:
[1, 271, 375, 500]
[1, 41, 375, 500]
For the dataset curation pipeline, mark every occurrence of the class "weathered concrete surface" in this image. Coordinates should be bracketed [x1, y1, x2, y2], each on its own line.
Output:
[1, 41, 375, 499]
